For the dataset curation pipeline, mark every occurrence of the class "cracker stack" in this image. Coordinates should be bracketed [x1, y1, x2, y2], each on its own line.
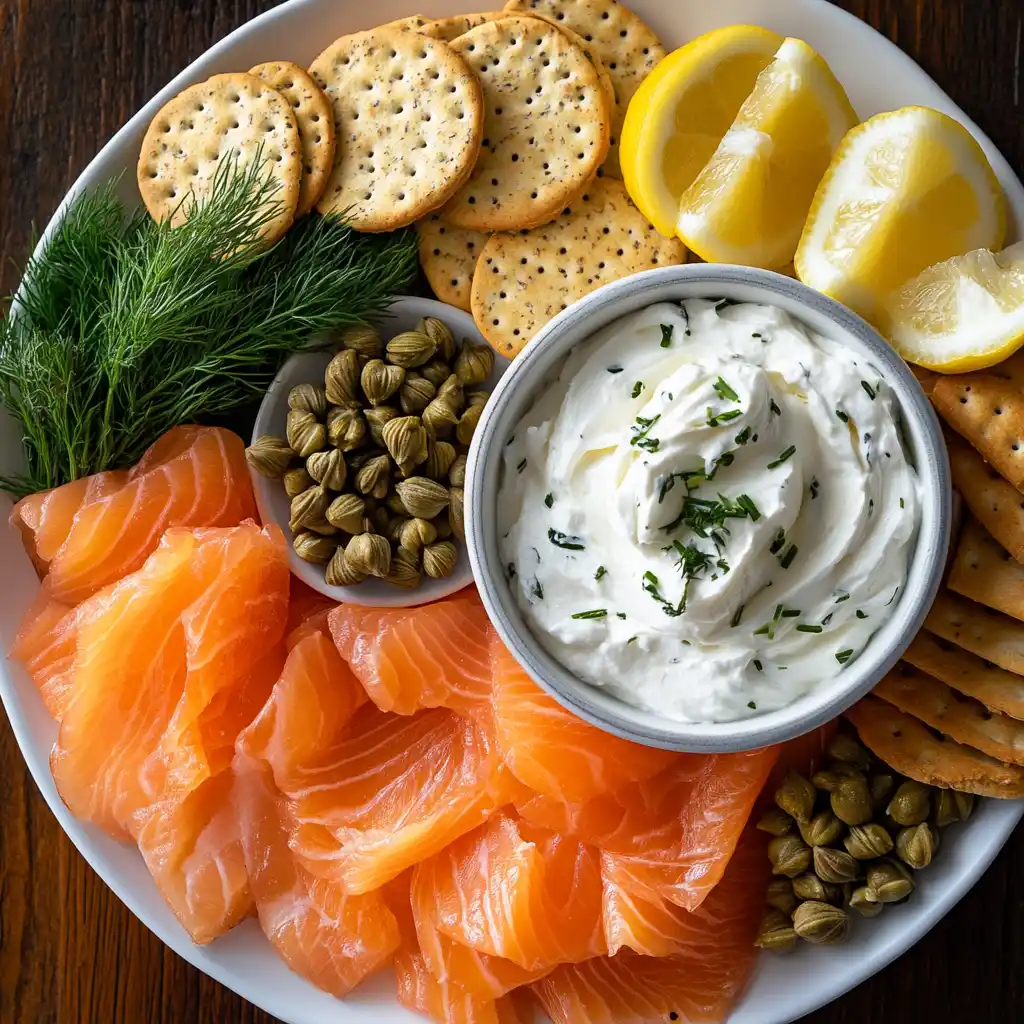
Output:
[847, 353, 1024, 797]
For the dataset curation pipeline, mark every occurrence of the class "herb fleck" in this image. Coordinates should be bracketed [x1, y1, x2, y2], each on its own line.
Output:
[780, 545, 798, 570]
[517, 458, 527, 473]
[595, 565, 607, 581]
[632, 381, 644, 398]
[769, 398, 782, 416]
[900, 497, 905, 509]
[836, 648, 854, 665]
[507, 562, 516, 580]
[810, 477, 820, 500]
[856, 610, 868, 619]
[886, 587, 900, 606]
[767, 445, 796, 469]
[836, 409, 849, 423]
[747, 701, 757, 710]
[548, 528, 585, 551]
[821, 612, 834, 626]
[572, 609, 608, 620]
[607, 365, 624, 374]
[627, 635, 638, 645]
[735, 494, 761, 521]
[544, 493, 553, 509]
[730, 605, 745, 628]
[796, 624, 823, 633]
[735, 426, 752, 446]
[834, 590, 850, 604]
[714, 376, 740, 403]
[660, 324, 673, 348]
[706, 406, 743, 427]
[769, 528, 786, 555]
[753, 660, 764, 672]
[531, 578, 544, 600]
[861, 380, 877, 400]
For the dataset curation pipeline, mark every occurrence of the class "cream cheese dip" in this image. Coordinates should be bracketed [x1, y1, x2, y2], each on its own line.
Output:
[497, 299, 922, 723]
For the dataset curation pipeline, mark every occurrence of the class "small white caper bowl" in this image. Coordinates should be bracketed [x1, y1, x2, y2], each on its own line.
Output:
[250, 295, 509, 608]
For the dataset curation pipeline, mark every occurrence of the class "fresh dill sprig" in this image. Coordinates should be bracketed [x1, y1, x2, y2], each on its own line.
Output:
[0, 157, 418, 496]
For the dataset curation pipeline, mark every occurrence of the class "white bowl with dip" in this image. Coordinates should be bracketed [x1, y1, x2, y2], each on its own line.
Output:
[251, 295, 509, 608]
[466, 264, 950, 753]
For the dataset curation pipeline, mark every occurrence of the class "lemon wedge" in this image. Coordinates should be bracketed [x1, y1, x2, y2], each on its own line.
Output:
[883, 242, 1024, 372]
[796, 106, 1007, 323]
[675, 38, 857, 269]
[619, 25, 783, 237]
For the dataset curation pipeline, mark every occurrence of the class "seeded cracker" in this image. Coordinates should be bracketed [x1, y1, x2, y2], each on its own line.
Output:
[310, 28, 484, 232]
[932, 349, 1024, 491]
[875, 662, 1024, 765]
[925, 590, 1024, 677]
[137, 73, 302, 244]
[948, 517, 1024, 621]
[846, 694, 1024, 798]
[423, 12, 506, 40]
[905, 628, 1024, 721]
[503, 0, 666, 177]
[442, 16, 610, 233]
[471, 176, 685, 355]
[416, 213, 489, 312]
[249, 61, 335, 216]
[946, 428, 1024, 561]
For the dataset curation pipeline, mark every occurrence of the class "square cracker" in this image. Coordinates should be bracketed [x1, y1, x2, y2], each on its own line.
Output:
[932, 350, 1024, 492]
[925, 589, 1024, 677]
[946, 428, 1024, 561]
[904, 628, 1024, 721]
[846, 694, 1024, 797]
[948, 517, 1024, 622]
[502, 0, 666, 178]
[875, 661, 1024, 765]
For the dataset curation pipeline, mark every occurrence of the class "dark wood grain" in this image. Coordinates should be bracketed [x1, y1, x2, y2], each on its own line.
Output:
[1, 1, 1023, 1021]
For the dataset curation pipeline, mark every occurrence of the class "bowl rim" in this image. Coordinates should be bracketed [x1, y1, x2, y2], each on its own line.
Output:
[466, 263, 952, 753]
[248, 294, 507, 608]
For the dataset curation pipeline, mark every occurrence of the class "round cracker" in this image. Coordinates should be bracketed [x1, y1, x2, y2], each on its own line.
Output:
[137, 73, 302, 243]
[471, 177, 686, 356]
[310, 27, 484, 232]
[249, 61, 336, 217]
[416, 213, 489, 311]
[442, 16, 610, 233]
[502, 0, 666, 178]
[423, 11, 506, 40]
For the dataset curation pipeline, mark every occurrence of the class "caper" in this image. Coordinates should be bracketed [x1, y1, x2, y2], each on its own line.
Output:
[812, 846, 861, 884]
[792, 901, 850, 945]
[792, 873, 841, 905]
[826, 733, 873, 770]
[756, 807, 795, 837]
[954, 791, 975, 822]
[869, 771, 896, 811]
[830, 775, 873, 825]
[774, 770, 816, 825]
[887, 780, 932, 826]
[848, 886, 883, 919]
[765, 878, 799, 915]
[896, 823, 938, 870]
[866, 859, 914, 904]
[844, 823, 894, 860]
[768, 835, 811, 878]
[799, 810, 845, 848]
[933, 789, 960, 828]
[754, 908, 798, 954]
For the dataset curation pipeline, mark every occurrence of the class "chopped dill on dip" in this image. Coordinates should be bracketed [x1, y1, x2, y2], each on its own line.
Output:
[497, 299, 922, 724]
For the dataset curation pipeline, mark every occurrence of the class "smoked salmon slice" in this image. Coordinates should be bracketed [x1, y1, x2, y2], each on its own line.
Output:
[9, 592, 80, 718]
[285, 704, 521, 894]
[38, 426, 255, 604]
[234, 754, 400, 997]
[414, 813, 606, 975]
[10, 469, 127, 575]
[50, 523, 289, 836]
[391, 873, 531, 1024]
[491, 641, 678, 803]
[534, 830, 768, 1023]
[517, 745, 778, 911]
[328, 590, 494, 717]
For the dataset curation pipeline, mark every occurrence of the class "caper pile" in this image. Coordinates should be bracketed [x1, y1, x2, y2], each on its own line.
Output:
[754, 730, 975, 953]
[245, 317, 493, 590]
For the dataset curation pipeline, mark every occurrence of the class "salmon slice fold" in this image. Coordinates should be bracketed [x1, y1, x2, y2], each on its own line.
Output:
[517, 744, 777, 911]
[39, 426, 255, 604]
[329, 589, 495, 717]
[414, 813, 606, 975]
[285, 704, 521, 894]
[534, 829, 769, 1023]
[490, 641, 679, 803]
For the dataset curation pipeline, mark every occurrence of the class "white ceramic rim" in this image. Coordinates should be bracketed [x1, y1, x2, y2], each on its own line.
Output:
[249, 295, 509, 608]
[0, 2, 1021, 1023]
[466, 265, 952, 753]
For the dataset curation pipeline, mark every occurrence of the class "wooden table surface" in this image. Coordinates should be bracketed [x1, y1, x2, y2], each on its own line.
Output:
[2, 1, 1024, 1021]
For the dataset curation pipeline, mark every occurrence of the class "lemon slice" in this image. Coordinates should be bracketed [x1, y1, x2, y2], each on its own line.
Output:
[675, 38, 857, 269]
[883, 242, 1024, 372]
[796, 106, 1007, 323]
[619, 25, 783, 237]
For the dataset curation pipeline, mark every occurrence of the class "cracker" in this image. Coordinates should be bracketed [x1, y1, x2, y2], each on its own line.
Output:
[502, 0, 666, 177]
[905, 628, 1024, 721]
[137, 73, 302, 244]
[910, 363, 939, 398]
[948, 517, 1024, 621]
[442, 16, 610, 232]
[471, 176, 686, 355]
[932, 350, 1024, 492]
[946, 428, 1024, 561]
[416, 213, 489, 312]
[925, 589, 1024, 677]
[875, 662, 1024, 766]
[845, 694, 1024, 798]
[381, 14, 433, 33]
[249, 61, 336, 216]
[310, 27, 484, 232]
[424, 12, 506, 40]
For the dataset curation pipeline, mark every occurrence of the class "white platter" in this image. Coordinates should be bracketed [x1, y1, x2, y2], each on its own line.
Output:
[0, 2, 1021, 1023]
